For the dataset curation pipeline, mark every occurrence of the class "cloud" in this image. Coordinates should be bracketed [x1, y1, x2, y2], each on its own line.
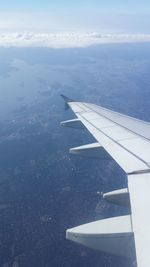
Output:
[0, 32, 150, 48]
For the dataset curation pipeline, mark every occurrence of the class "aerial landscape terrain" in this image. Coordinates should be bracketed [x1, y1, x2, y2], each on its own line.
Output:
[0, 0, 150, 266]
[0, 42, 150, 266]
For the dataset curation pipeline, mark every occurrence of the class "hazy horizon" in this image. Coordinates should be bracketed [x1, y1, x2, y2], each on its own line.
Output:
[0, 0, 150, 34]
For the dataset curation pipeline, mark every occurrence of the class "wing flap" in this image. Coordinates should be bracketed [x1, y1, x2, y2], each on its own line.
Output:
[128, 173, 150, 267]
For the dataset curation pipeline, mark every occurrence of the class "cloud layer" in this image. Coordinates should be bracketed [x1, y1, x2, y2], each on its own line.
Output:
[0, 32, 150, 48]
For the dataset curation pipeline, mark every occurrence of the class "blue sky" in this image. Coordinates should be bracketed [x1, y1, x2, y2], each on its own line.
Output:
[1, 0, 150, 12]
[0, 0, 150, 33]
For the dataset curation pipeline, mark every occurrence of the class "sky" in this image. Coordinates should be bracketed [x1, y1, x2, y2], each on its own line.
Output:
[0, 0, 150, 33]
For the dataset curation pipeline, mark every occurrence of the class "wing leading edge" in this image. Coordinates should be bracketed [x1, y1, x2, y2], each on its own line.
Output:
[61, 96, 150, 267]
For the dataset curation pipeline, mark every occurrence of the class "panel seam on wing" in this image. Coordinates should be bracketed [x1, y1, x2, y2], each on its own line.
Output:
[81, 103, 150, 142]
[76, 109, 150, 169]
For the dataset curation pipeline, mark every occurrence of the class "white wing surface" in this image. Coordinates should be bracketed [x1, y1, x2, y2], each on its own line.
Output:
[61, 96, 150, 267]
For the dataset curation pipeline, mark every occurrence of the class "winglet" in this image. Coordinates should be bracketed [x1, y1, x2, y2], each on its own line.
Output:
[61, 94, 74, 110]
[61, 94, 74, 103]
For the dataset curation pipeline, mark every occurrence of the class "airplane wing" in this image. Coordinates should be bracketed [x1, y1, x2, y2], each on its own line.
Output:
[61, 95, 150, 267]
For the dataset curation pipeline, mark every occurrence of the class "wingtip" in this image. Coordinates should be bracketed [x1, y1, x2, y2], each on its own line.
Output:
[61, 94, 74, 103]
